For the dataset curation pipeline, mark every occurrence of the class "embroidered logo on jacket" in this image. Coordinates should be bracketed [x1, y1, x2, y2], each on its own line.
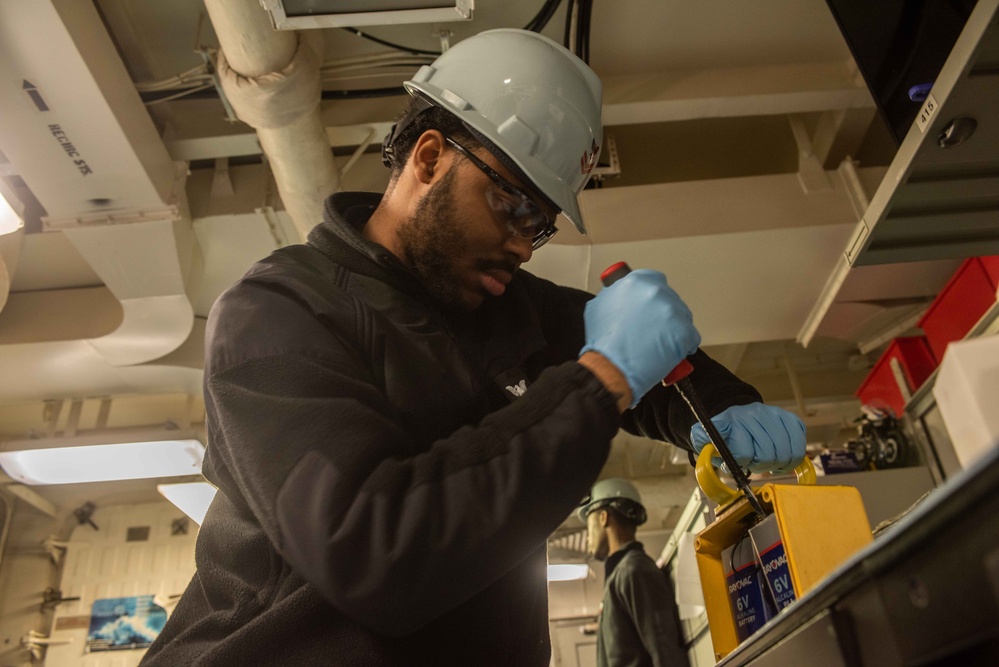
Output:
[505, 380, 528, 398]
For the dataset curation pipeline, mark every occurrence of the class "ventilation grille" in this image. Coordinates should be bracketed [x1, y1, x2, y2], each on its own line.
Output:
[547, 526, 588, 561]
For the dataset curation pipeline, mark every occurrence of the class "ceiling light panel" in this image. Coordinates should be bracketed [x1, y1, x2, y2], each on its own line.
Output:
[262, 0, 473, 29]
[0, 439, 205, 485]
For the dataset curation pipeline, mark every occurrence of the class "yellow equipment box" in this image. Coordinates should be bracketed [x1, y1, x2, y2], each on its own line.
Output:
[692, 444, 873, 662]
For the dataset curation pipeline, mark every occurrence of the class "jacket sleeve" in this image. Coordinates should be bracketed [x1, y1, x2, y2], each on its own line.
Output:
[522, 273, 763, 454]
[202, 280, 618, 637]
[622, 348, 763, 454]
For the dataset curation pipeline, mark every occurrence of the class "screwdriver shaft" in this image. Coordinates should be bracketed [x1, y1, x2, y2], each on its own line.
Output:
[675, 377, 768, 520]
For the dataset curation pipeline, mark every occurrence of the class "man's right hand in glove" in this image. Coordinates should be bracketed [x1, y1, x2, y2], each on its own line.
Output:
[578, 269, 701, 410]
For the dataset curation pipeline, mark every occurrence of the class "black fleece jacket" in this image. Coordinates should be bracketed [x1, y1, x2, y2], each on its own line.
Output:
[141, 192, 761, 667]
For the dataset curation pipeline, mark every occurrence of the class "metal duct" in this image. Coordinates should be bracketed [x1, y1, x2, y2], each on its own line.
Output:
[0, 0, 198, 394]
[0, 0, 177, 221]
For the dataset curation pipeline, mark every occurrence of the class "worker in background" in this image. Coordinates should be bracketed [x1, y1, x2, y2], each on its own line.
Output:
[142, 28, 805, 667]
[581, 479, 691, 667]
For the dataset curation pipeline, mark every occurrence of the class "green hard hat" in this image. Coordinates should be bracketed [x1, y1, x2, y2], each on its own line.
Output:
[578, 478, 647, 525]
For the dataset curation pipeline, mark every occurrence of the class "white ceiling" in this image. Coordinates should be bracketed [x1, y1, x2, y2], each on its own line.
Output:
[0, 0, 974, 516]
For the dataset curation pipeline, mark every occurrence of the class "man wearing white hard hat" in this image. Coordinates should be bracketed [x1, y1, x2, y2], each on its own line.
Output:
[580, 479, 688, 667]
[143, 29, 804, 666]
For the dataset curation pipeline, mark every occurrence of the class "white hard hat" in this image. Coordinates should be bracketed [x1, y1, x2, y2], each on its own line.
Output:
[402, 29, 603, 235]
[578, 478, 647, 525]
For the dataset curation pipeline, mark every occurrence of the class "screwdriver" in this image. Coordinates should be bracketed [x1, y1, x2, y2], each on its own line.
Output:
[600, 262, 768, 521]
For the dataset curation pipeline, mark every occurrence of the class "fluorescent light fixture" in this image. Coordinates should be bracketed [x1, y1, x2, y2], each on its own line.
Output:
[0, 439, 204, 485]
[547, 564, 590, 582]
[158, 481, 217, 525]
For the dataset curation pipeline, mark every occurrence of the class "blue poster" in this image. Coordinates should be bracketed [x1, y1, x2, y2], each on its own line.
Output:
[86, 595, 167, 652]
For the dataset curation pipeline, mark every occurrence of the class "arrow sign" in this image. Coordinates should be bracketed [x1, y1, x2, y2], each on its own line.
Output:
[23, 80, 50, 112]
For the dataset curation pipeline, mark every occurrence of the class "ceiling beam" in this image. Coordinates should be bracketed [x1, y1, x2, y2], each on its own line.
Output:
[167, 123, 394, 161]
[601, 61, 874, 126]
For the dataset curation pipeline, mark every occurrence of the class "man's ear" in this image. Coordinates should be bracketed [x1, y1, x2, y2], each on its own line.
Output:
[410, 130, 446, 184]
[599, 509, 610, 528]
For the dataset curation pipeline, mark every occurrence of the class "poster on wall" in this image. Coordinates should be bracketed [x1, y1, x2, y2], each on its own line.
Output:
[85, 595, 167, 652]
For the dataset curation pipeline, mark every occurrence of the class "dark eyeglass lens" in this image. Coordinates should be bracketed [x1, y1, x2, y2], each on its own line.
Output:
[485, 189, 539, 234]
[448, 136, 555, 245]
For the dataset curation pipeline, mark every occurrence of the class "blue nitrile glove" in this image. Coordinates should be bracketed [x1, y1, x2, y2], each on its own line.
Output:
[580, 270, 701, 408]
[690, 403, 806, 473]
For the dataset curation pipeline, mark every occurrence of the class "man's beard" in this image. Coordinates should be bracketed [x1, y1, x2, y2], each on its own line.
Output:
[397, 168, 469, 309]
[397, 168, 516, 312]
[591, 536, 610, 562]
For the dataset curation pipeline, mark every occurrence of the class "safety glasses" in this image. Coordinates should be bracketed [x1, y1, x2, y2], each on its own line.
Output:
[445, 137, 558, 250]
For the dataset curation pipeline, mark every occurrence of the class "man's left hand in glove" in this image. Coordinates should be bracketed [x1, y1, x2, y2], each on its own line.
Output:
[690, 403, 806, 473]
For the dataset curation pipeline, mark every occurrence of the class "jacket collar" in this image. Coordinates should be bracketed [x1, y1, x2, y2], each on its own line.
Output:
[316, 192, 385, 260]
[309, 192, 429, 301]
[605, 541, 645, 579]
[310, 191, 549, 382]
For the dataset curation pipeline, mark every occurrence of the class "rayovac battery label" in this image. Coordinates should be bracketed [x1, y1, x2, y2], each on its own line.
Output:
[757, 539, 796, 610]
[750, 513, 797, 611]
[722, 542, 771, 642]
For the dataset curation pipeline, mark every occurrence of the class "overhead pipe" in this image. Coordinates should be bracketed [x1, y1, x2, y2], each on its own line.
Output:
[203, 0, 339, 242]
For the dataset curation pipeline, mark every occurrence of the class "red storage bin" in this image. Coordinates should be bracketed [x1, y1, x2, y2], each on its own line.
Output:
[978, 255, 999, 289]
[856, 336, 938, 416]
[918, 257, 999, 362]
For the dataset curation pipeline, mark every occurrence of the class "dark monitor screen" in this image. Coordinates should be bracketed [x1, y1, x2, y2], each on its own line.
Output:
[824, 0, 977, 145]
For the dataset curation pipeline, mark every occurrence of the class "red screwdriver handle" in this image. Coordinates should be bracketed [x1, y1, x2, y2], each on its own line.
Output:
[600, 262, 694, 387]
[599, 261, 632, 287]
[663, 359, 693, 385]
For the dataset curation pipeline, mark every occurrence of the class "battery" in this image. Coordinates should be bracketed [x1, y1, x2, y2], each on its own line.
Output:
[722, 536, 774, 641]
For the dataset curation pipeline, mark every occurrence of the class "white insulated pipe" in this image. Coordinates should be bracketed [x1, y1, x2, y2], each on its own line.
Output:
[203, 0, 339, 242]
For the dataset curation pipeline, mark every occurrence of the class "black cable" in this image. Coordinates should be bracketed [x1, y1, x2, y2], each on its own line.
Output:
[526, 0, 563, 32]
[574, 2, 583, 57]
[540, 0, 564, 31]
[563, 0, 576, 49]
[139, 85, 408, 105]
[340, 27, 441, 56]
[150, 3, 582, 108]
[574, 0, 592, 62]
[525, 0, 546, 30]
[320, 86, 408, 100]
[579, 0, 593, 64]
[576, 0, 584, 60]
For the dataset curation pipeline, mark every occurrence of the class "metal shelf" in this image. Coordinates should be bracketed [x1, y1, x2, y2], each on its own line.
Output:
[799, 0, 999, 346]
[848, 0, 999, 266]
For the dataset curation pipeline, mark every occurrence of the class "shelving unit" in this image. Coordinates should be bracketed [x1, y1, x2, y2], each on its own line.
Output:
[798, 0, 999, 347]
[905, 300, 999, 485]
[680, 4, 999, 663]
